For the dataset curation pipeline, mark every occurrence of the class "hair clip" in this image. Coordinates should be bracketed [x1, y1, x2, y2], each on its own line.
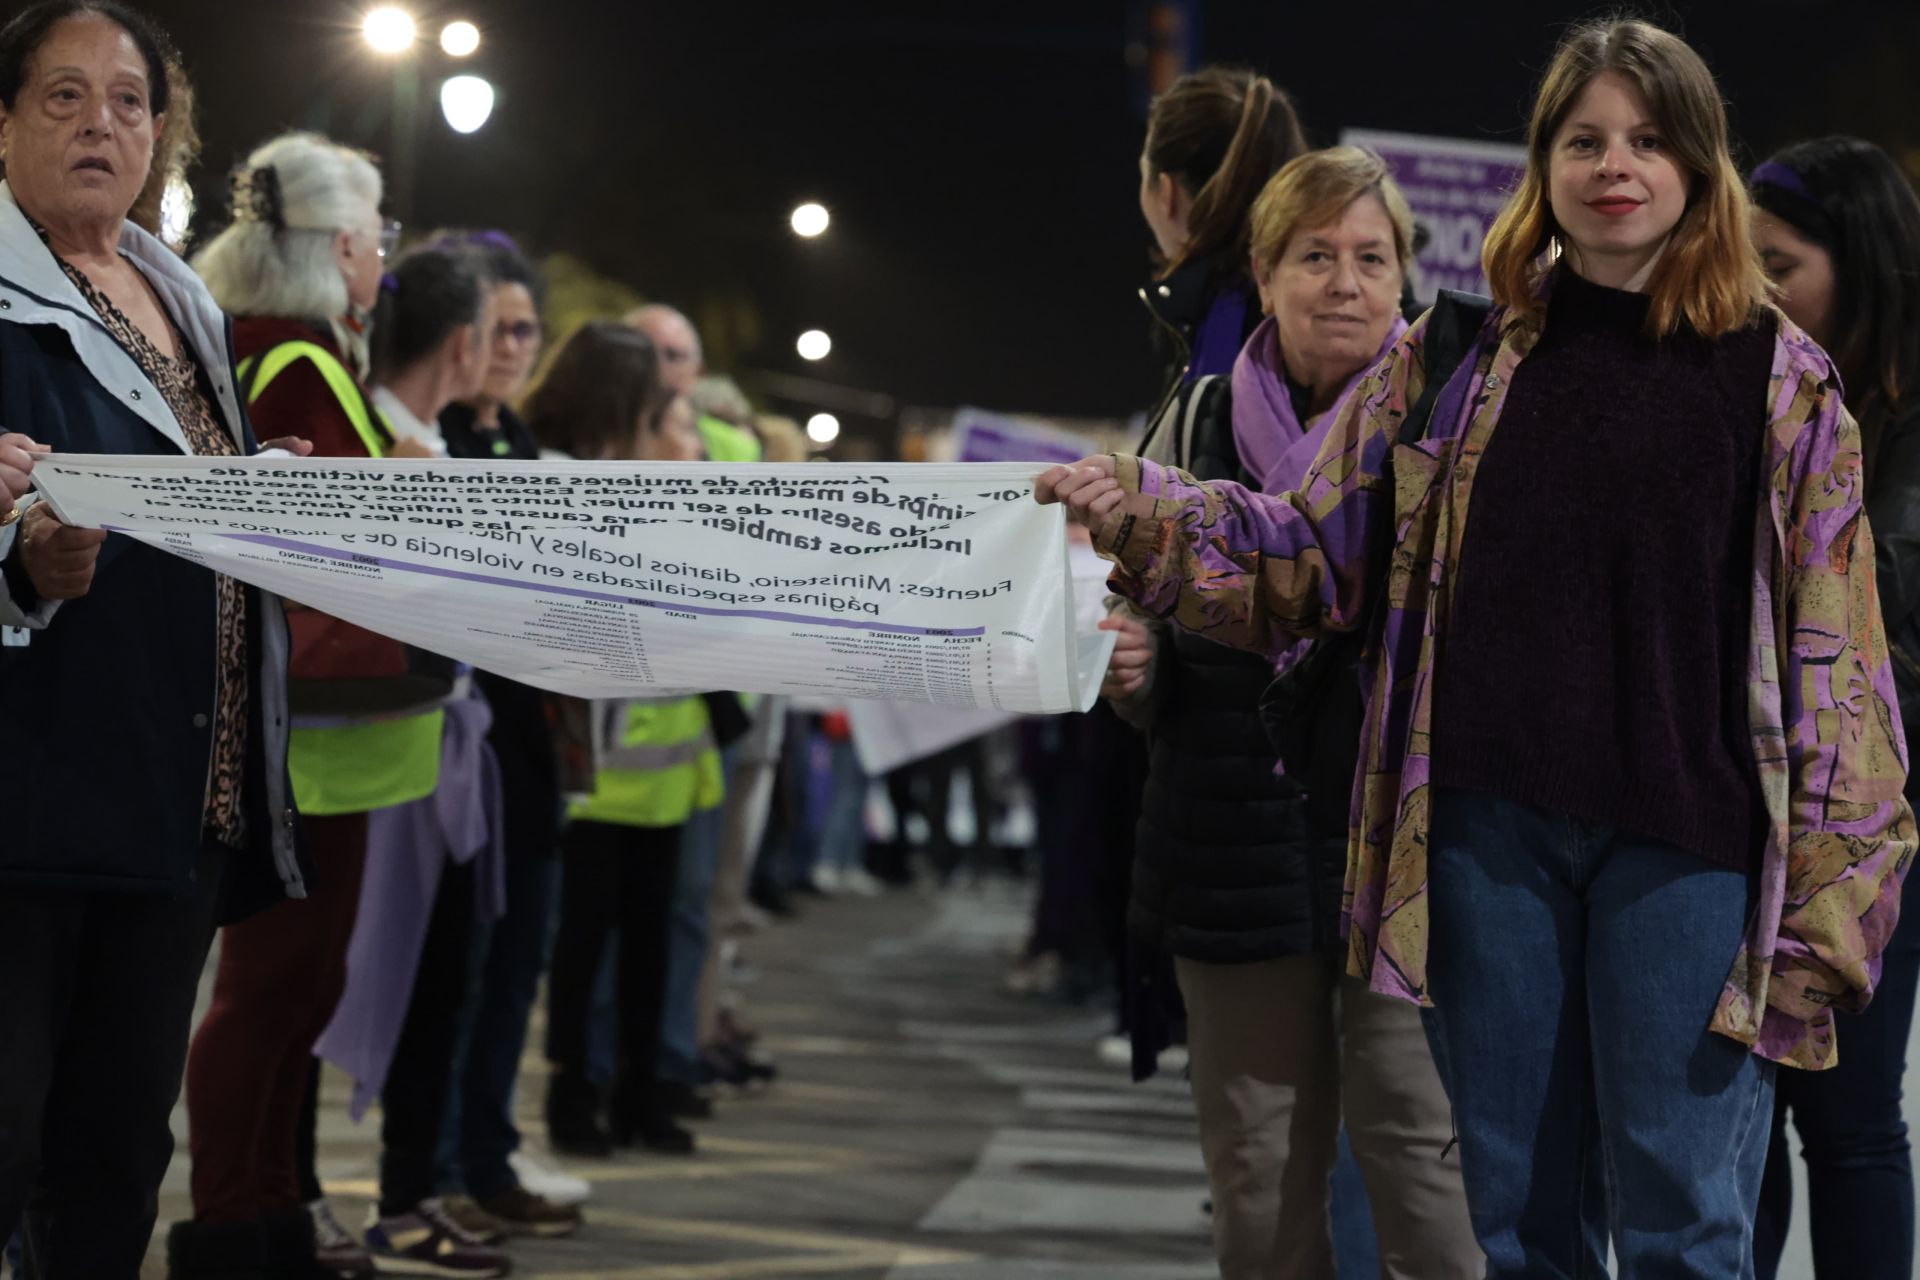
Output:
[427, 228, 522, 255]
[230, 165, 285, 229]
[1750, 161, 1815, 204]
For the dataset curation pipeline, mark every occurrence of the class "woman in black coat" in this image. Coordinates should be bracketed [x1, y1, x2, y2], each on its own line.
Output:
[1750, 134, 1920, 1280]
[0, 3, 302, 1273]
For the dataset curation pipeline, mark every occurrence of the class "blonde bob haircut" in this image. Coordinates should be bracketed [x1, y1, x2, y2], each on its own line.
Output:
[1248, 146, 1416, 281]
[1480, 18, 1769, 338]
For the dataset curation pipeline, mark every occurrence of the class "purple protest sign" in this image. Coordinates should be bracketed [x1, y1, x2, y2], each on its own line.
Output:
[1342, 129, 1527, 303]
[951, 406, 1100, 466]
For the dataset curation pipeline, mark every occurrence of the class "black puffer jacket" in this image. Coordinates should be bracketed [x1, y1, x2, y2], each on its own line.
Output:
[1125, 377, 1352, 963]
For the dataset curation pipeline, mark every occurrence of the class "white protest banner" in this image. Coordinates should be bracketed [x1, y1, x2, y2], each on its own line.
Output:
[29, 455, 1116, 715]
[847, 535, 1115, 775]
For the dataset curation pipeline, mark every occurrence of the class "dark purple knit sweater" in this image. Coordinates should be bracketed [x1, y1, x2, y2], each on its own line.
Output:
[1430, 267, 1775, 871]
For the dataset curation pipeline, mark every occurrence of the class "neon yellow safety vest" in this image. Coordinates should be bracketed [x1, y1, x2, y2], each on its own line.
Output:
[692, 421, 759, 723]
[697, 415, 762, 464]
[570, 697, 723, 828]
[237, 341, 395, 459]
[240, 339, 442, 816]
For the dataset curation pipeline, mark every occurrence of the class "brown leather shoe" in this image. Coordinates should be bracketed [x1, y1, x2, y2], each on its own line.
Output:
[437, 1193, 510, 1246]
[478, 1185, 584, 1239]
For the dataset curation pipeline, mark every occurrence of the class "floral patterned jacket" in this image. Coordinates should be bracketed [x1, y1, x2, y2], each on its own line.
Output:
[1097, 291, 1915, 1069]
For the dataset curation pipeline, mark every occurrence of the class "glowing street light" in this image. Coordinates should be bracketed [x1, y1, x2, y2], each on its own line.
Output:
[806, 413, 841, 445]
[790, 202, 830, 238]
[158, 174, 194, 251]
[440, 75, 495, 134]
[440, 20, 480, 56]
[796, 329, 832, 361]
[362, 6, 417, 54]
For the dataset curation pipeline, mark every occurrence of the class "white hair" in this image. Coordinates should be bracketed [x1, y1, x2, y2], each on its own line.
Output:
[689, 375, 752, 425]
[192, 132, 382, 321]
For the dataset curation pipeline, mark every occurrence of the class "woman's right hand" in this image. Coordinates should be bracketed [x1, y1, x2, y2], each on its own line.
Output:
[0, 432, 47, 510]
[1035, 456, 1126, 530]
[1099, 614, 1153, 699]
[387, 436, 438, 460]
[17, 503, 107, 600]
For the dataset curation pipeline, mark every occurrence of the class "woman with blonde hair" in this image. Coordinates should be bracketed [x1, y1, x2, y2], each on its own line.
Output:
[1118, 145, 1478, 1280]
[1044, 17, 1913, 1276]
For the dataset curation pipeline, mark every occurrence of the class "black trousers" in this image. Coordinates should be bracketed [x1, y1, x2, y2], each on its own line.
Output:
[377, 857, 478, 1217]
[0, 848, 224, 1278]
[544, 821, 681, 1103]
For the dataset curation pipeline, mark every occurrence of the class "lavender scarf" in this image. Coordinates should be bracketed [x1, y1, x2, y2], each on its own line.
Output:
[315, 686, 507, 1120]
[1230, 313, 1409, 496]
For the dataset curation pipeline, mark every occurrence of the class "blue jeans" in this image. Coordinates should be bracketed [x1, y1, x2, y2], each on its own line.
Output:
[656, 755, 734, 1087]
[816, 739, 868, 873]
[437, 852, 560, 1199]
[1423, 788, 1775, 1279]
[1754, 862, 1920, 1280]
[586, 934, 619, 1087]
[1332, 1131, 1381, 1279]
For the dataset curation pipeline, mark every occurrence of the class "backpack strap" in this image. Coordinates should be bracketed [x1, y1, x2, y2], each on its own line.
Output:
[1357, 290, 1491, 636]
[1176, 374, 1228, 471]
[235, 340, 394, 459]
[1402, 289, 1493, 445]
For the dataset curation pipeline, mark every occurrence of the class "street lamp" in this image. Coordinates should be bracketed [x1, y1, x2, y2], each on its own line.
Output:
[362, 6, 416, 54]
[790, 202, 830, 238]
[159, 175, 194, 251]
[806, 413, 841, 445]
[440, 20, 480, 56]
[440, 75, 495, 133]
[796, 329, 832, 361]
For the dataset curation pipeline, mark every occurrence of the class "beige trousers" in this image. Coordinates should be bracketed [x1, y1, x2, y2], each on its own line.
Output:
[1176, 952, 1481, 1280]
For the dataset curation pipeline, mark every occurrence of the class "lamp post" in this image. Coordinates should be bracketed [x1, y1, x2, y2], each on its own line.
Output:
[440, 76, 495, 134]
[790, 202, 829, 238]
[361, 9, 486, 225]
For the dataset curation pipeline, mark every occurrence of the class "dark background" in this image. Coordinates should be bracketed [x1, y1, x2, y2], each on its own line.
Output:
[128, 1, 1920, 441]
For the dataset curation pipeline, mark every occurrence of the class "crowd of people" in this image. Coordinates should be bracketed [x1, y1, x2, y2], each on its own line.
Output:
[0, 2, 1915, 1280]
[0, 4, 903, 1276]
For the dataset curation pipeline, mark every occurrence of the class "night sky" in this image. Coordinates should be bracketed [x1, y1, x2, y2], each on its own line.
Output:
[129, 1, 1920, 444]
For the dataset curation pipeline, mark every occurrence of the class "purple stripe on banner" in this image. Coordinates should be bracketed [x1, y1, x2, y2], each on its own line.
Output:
[115, 525, 987, 637]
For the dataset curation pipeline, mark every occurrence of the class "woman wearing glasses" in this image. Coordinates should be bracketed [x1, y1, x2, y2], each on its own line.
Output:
[172, 131, 455, 1279]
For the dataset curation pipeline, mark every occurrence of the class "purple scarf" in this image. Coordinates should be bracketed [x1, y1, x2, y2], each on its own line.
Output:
[315, 686, 507, 1120]
[1230, 313, 1409, 496]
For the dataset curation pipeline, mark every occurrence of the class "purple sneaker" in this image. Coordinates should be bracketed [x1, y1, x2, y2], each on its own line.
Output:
[307, 1199, 375, 1279]
[364, 1197, 512, 1277]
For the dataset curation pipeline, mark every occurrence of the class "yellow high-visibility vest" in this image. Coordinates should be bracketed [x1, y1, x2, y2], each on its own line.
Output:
[241, 339, 442, 816]
[570, 697, 723, 828]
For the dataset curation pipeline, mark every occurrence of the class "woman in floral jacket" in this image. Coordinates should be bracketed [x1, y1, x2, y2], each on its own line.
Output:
[1042, 18, 1913, 1280]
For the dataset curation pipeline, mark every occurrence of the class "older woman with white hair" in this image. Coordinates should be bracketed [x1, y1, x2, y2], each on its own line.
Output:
[168, 132, 494, 1280]
[0, 2, 306, 1275]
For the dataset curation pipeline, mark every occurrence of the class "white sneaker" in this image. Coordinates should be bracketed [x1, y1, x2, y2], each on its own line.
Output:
[1096, 1033, 1131, 1067]
[508, 1149, 591, 1207]
[839, 868, 883, 897]
[810, 866, 843, 894]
